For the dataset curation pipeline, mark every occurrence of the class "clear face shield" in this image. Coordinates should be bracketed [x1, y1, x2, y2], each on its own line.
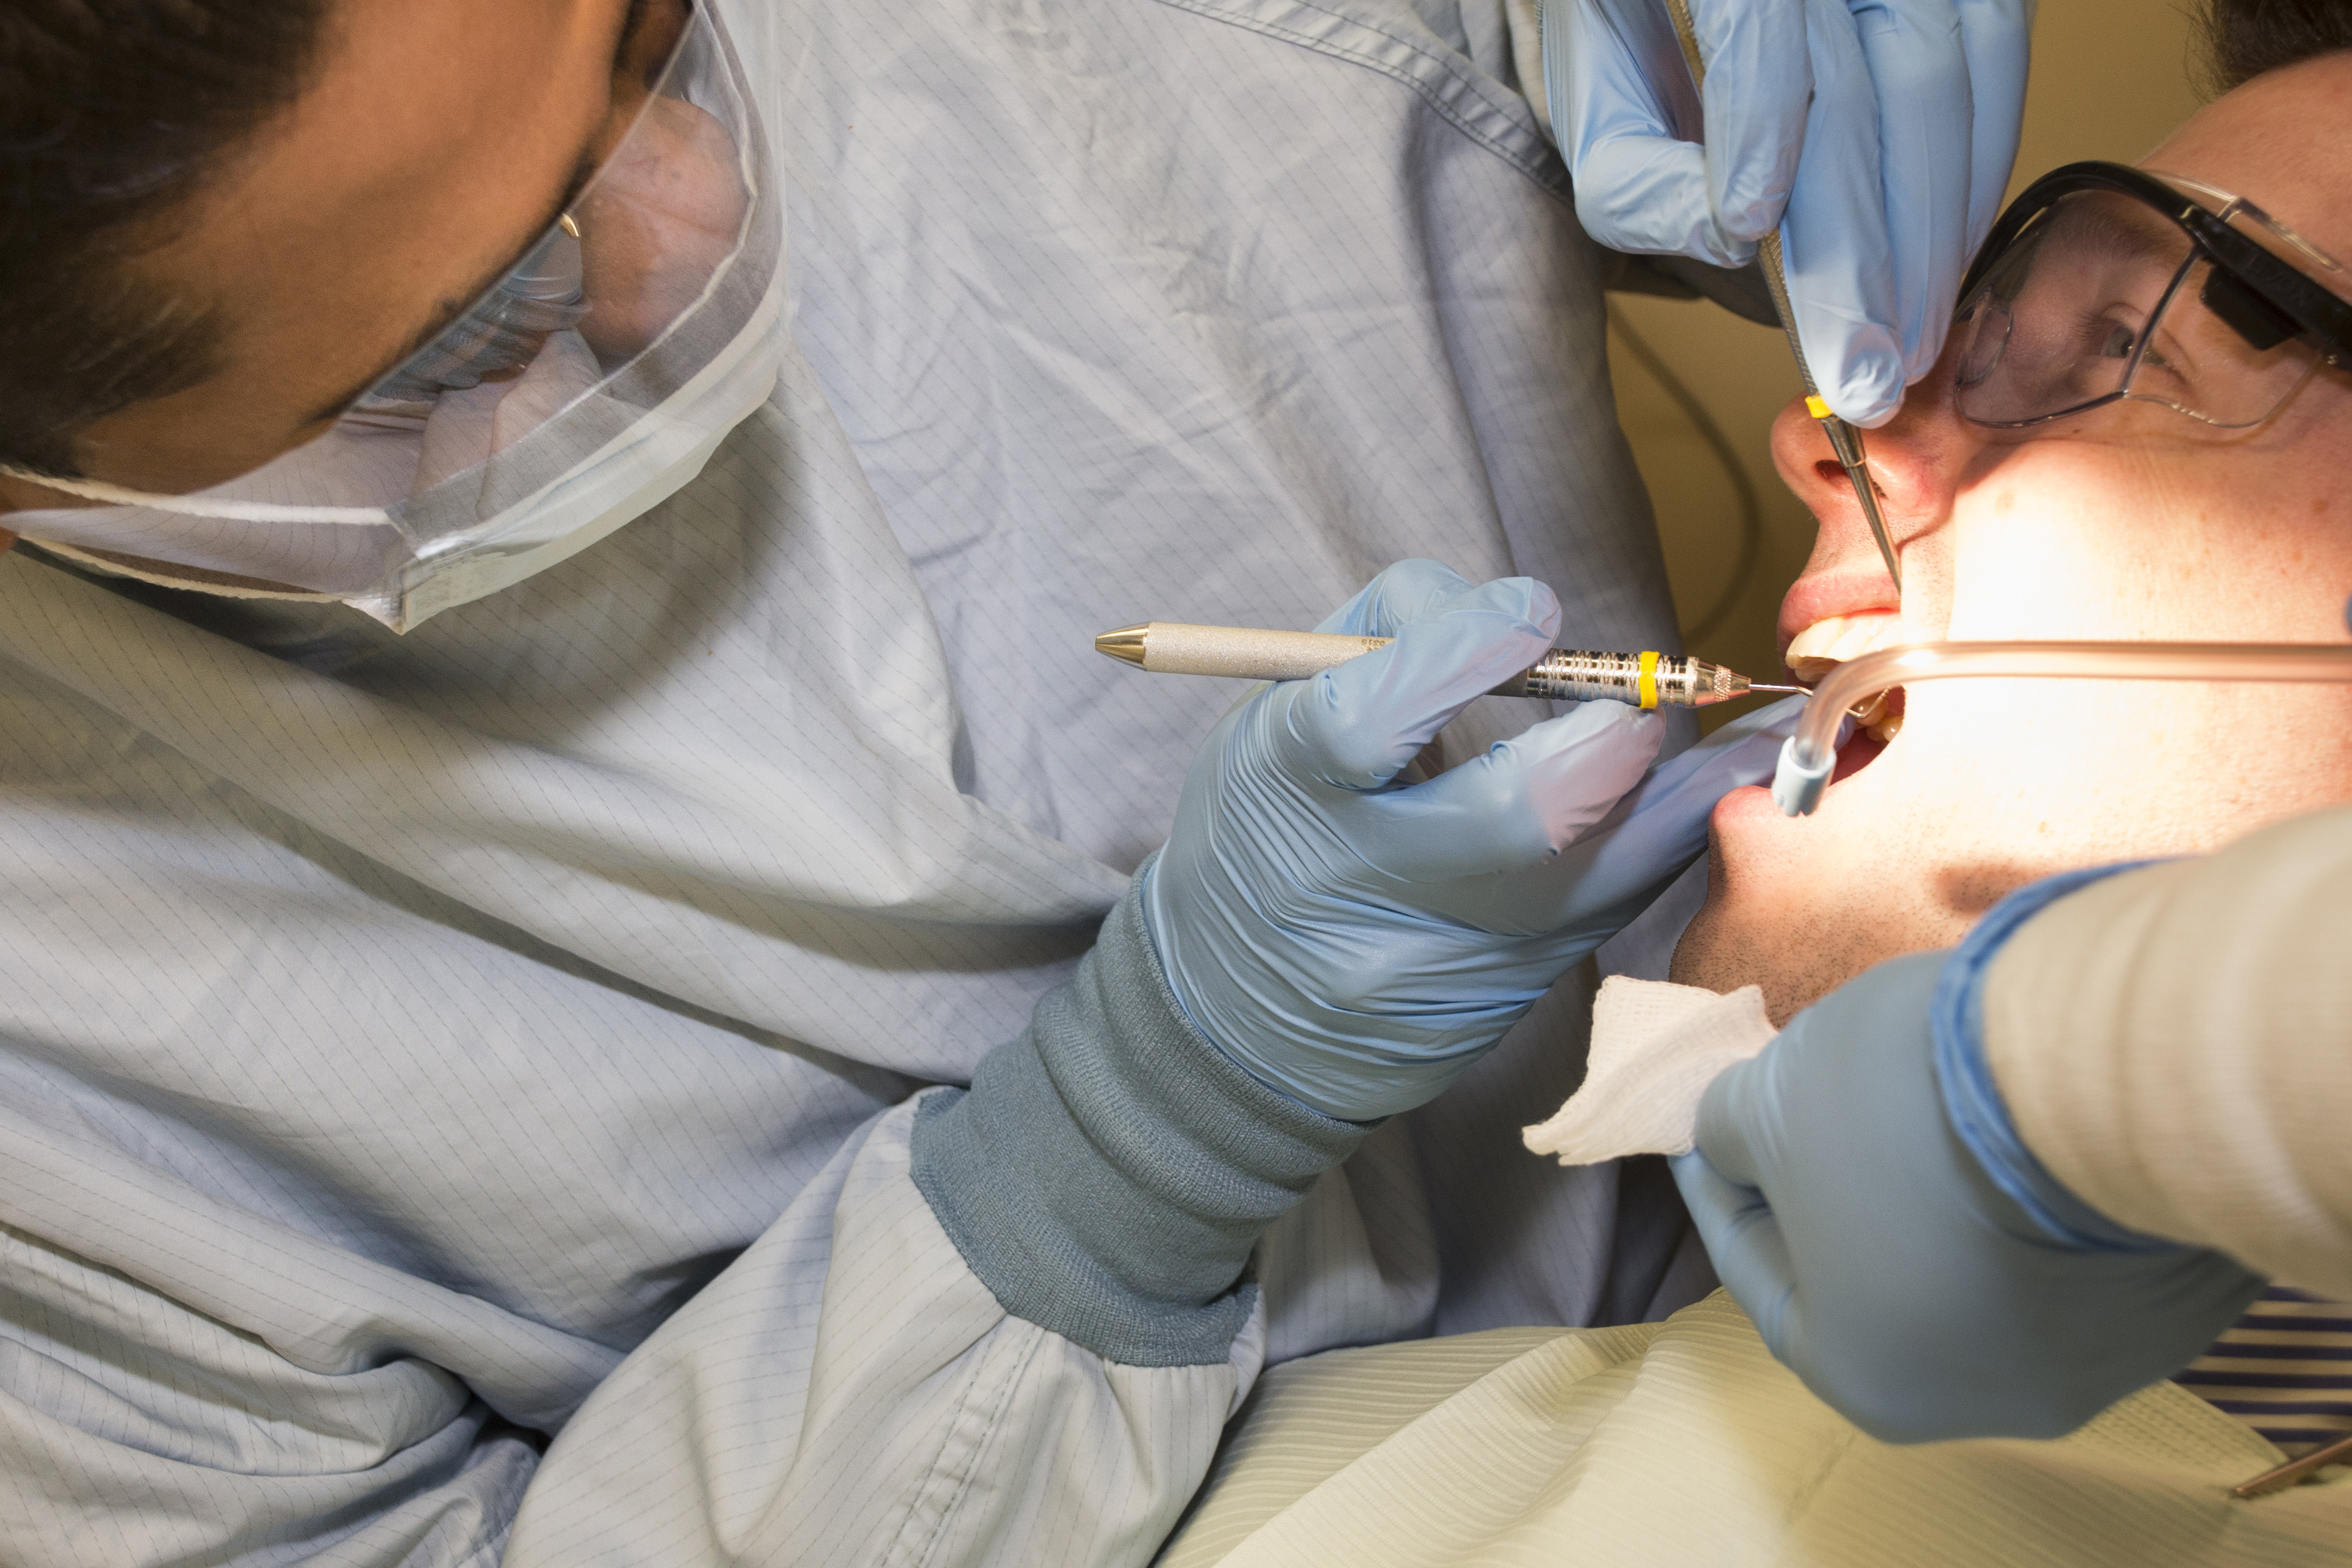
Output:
[1770, 162, 2352, 817]
[1, 0, 783, 632]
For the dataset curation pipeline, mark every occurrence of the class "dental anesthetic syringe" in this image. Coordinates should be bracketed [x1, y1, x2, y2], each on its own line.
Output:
[1771, 641, 2352, 816]
[1094, 621, 1805, 709]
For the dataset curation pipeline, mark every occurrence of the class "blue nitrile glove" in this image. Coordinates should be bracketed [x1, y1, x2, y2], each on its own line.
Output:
[1143, 558, 1799, 1122]
[1671, 874, 2268, 1444]
[1545, 0, 2032, 425]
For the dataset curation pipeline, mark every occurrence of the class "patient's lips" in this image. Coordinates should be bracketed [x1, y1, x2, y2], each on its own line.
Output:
[1784, 611, 1908, 743]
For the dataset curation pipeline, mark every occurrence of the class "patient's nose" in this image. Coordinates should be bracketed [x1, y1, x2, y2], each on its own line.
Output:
[1771, 369, 1982, 587]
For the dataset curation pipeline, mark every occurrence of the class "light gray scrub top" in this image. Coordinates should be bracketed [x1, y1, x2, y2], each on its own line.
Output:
[0, 0, 1722, 1561]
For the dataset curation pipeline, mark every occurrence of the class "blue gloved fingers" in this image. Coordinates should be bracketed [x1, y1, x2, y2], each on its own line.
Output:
[1781, 0, 1904, 425]
[1956, 0, 2033, 247]
[1278, 574, 1561, 792]
[1688, 1046, 1775, 1186]
[1555, 0, 2031, 425]
[1848, 0, 1975, 388]
[1363, 700, 1661, 882]
[1442, 694, 1802, 938]
[1607, 690, 1802, 821]
[1560, 0, 1753, 267]
[1692, 0, 1812, 244]
[1791, 0, 2031, 419]
[1537, 688, 1797, 887]
[1686, 1038, 1843, 1400]
[1312, 557, 1481, 638]
[1670, 1147, 1811, 1366]
[1686, 1032, 1903, 1429]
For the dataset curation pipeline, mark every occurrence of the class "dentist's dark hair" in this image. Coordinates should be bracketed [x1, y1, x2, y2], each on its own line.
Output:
[2197, 0, 2352, 93]
[0, 0, 332, 478]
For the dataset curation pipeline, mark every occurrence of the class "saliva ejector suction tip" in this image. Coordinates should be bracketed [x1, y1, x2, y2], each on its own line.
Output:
[1766, 639, 2352, 817]
[1772, 733, 1838, 816]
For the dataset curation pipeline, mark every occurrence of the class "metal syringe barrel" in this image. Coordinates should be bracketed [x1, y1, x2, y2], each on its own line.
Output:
[1499, 649, 1756, 707]
[1094, 623, 1765, 708]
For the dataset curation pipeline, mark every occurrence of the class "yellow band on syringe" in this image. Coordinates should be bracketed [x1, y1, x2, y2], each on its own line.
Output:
[1805, 394, 1833, 421]
[1637, 650, 1659, 709]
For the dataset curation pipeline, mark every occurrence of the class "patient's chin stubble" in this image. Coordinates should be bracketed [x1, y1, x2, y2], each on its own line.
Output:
[1668, 840, 1979, 1025]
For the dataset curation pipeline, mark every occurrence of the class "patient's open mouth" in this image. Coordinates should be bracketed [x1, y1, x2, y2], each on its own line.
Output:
[1784, 611, 1907, 781]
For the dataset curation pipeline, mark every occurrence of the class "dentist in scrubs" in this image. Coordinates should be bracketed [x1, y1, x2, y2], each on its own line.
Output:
[0, 0, 2023, 1560]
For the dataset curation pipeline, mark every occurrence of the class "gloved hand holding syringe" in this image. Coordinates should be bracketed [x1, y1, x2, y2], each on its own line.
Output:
[1126, 558, 1806, 1122]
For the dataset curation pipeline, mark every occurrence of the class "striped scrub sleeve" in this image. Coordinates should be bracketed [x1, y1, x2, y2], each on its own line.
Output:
[2175, 1286, 2352, 1458]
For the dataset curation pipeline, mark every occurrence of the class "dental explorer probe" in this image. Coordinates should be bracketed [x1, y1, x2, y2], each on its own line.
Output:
[1659, 0, 1906, 593]
[1094, 622, 1803, 708]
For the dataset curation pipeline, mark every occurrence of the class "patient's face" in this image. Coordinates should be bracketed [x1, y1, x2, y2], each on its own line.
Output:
[1674, 55, 2352, 1020]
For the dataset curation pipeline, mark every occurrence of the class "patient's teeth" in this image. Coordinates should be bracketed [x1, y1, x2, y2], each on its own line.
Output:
[1785, 611, 1905, 684]
[1783, 616, 1849, 665]
[1784, 617, 1853, 682]
[1784, 611, 1908, 754]
[1832, 620, 1885, 662]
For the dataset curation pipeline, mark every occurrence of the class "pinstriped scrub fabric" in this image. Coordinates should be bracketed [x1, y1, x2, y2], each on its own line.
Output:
[0, 0, 1701, 1561]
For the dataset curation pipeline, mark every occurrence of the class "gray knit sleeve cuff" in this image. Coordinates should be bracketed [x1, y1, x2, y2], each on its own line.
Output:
[910, 868, 1370, 1367]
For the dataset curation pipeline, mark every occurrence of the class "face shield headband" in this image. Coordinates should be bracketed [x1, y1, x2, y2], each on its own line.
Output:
[1, 1, 783, 633]
[1950, 160, 2352, 433]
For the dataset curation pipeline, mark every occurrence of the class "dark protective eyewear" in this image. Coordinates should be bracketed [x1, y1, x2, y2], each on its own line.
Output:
[1951, 161, 2352, 430]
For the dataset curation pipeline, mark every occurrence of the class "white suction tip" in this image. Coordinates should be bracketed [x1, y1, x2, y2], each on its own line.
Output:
[1771, 735, 1833, 817]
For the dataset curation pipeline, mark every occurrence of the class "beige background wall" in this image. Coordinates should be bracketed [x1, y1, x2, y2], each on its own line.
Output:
[1617, 0, 2210, 722]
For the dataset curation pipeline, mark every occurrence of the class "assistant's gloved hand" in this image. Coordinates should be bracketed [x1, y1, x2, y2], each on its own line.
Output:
[1672, 930, 2267, 1444]
[1545, 0, 2032, 425]
[1143, 559, 1797, 1122]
